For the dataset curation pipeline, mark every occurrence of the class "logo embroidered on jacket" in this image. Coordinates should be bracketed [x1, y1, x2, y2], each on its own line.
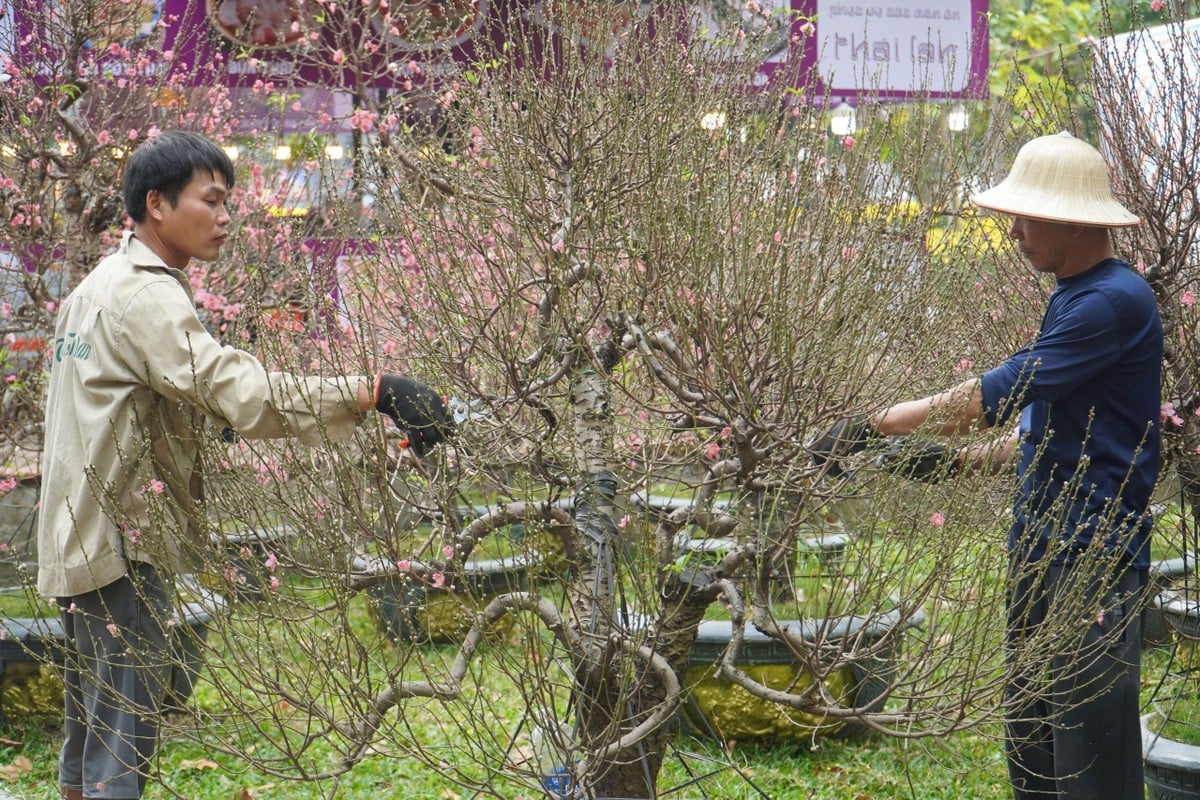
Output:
[54, 332, 92, 362]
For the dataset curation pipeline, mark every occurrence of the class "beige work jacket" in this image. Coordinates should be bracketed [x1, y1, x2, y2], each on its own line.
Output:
[37, 232, 367, 597]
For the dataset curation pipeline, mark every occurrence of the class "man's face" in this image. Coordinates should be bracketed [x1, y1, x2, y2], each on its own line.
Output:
[1008, 216, 1076, 276]
[151, 169, 231, 267]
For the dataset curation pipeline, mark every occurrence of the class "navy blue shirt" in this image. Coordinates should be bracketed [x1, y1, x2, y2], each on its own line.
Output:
[979, 258, 1161, 569]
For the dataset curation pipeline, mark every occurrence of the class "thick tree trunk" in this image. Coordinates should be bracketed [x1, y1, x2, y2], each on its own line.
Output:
[567, 349, 678, 798]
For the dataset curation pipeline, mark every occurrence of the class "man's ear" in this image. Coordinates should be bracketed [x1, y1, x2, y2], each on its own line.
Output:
[145, 189, 167, 222]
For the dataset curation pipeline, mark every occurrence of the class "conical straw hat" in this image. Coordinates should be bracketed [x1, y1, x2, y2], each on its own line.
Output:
[971, 131, 1139, 227]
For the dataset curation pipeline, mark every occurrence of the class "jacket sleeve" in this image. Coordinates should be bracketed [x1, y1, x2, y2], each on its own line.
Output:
[980, 288, 1122, 429]
[115, 278, 367, 444]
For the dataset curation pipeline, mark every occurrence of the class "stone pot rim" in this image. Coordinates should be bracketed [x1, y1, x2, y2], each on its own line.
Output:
[1154, 589, 1200, 617]
[1143, 712, 1200, 769]
[692, 606, 926, 646]
[211, 525, 300, 547]
[1152, 557, 1196, 580]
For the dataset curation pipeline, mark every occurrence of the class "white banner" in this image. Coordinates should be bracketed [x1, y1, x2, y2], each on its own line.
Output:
[0, 5, 14, 71]
[816, 1, 979, 96]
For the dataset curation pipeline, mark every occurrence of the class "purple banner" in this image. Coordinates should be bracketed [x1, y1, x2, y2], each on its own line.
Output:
[172, 0, 497, 88]
[8, 1, 987, 109]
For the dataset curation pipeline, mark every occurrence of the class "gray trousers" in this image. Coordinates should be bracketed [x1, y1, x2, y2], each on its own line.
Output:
[59, 562, 173, 799]
[1005, 559, 1146, 800]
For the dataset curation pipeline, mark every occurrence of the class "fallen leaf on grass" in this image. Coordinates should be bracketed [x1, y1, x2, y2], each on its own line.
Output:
[177, 757, 220, 770]
[234, 788, 253, 800]
[0, 755, 33, 781]
[0, 736, 23, 748]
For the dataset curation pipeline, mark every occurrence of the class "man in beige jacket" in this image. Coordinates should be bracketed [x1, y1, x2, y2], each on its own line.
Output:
[38, 131, 451, 800]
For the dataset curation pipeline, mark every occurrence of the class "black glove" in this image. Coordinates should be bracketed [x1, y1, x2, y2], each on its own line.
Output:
[374, 374, 454, 456]
[810, 415, 881, 476]
[877, 436, 960, 483]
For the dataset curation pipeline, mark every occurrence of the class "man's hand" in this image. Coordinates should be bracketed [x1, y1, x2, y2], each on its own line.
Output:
[878, 437, 960, 483]
[810, 416, 881, 475]
[374, 374, 454, 456]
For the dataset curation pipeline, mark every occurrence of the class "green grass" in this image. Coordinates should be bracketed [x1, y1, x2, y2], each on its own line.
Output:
[0, 625, 1177, 800]
[0, 714, 1013, 799]
[3, 631, 1181, 798]
[0, 579, 1016, 800]
[1145, 639, 1200, 747]
[1148, 704, 1200, 748]
[0, 591, 51, 619]
[2, 501, 1185, 799]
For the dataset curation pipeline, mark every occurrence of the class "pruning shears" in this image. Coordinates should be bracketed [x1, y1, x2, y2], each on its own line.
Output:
[395, 396, 492, 451]
[447, 395, 492, 426]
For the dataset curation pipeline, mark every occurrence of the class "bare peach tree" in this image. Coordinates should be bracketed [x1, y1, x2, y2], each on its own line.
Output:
[1091, 10, 1199, 570]
[1, 1, 1169, 798]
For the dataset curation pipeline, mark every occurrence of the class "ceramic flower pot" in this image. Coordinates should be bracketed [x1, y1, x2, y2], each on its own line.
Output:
[1145, 588, 1200, 799]
[1144, 713, 1200, 800]
[680, 608, 923, 743]
[1147, 558, 1196, 647]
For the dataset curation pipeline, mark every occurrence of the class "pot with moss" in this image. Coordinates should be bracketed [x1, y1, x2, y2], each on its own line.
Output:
[367, 552, 543, 644]
[0, 588, 228, 722]
[673, 532, 921, 742]
[679, 607, 923, 743]
[1143, 590, 1200, 799]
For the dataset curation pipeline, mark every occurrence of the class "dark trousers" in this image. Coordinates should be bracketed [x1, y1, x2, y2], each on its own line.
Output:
[59, 563, 173, 799]
[1005, 559, 1146, 800]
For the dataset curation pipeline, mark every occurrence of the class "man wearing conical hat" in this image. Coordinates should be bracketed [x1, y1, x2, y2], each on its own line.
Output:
[811, 131, 1159, 800]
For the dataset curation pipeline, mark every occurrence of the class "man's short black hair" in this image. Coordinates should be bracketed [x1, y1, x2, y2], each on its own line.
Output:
[123, 131, 236, 223]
